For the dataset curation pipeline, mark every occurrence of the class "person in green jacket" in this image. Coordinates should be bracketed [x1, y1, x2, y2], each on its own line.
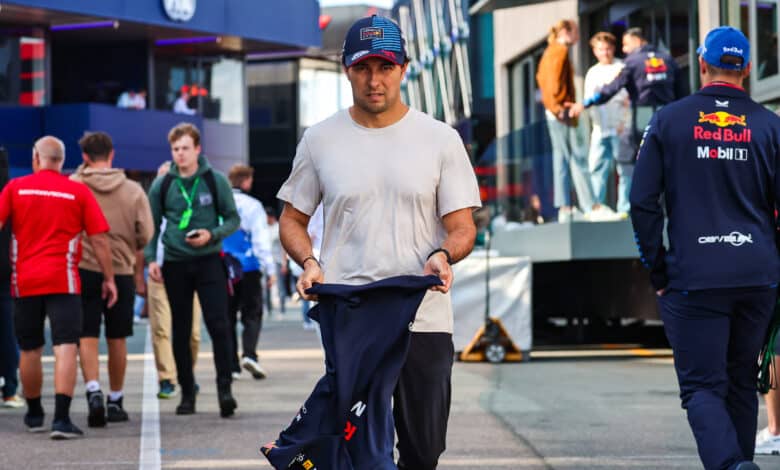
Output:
[144, 122, 240, 418]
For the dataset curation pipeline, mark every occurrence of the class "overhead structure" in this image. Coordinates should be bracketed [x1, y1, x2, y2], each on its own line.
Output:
[397, 0, 473, 124]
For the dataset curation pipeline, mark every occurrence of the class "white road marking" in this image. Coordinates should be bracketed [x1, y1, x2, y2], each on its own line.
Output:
[41, 348, 325, 364]
[139, 324, 161, 470]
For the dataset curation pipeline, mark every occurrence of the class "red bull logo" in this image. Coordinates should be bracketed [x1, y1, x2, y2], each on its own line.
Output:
[360, 27, 384, 40]
[693, 126, 751, 142]
[644, 57, 668, 74]
[698, 111, 747, 128]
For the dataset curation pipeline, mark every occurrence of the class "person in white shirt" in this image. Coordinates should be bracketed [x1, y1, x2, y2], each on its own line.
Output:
[584, 32, 631, 214]
[173, 86, 196, 115]
[116, 89, 147, 110]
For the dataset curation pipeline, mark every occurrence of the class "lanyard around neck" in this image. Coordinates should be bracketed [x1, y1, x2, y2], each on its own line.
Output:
[176, 176, 200, 209]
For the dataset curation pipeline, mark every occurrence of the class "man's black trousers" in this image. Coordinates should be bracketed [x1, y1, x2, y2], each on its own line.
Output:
[163, 254, 233, 395]
[395, 331, 454, 470]
[228, 270, 263, 371]
[658, 286, 775, 470]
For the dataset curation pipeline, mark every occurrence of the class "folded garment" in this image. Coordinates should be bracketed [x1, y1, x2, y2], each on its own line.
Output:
[261, 275, 443, 470]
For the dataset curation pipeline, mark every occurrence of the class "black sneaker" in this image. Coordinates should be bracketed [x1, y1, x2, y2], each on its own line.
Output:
[86, 390, 106, 428]
[175, 395, 196, 415]
[50, 419, 84, 440]
[218, 388, 237, 418]
[107, 396, 129, 422]
[24, 413, 45, 433]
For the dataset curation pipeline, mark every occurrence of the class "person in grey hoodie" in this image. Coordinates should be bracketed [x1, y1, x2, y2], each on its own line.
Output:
[71, 131, 154, 427]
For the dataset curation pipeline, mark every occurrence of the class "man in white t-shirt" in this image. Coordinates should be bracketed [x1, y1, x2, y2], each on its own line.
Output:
[584, 31, 631, 214]
[276, 15, 481, 470]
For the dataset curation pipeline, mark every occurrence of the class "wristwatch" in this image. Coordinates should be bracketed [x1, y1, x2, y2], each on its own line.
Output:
[427, 248, 453, 265]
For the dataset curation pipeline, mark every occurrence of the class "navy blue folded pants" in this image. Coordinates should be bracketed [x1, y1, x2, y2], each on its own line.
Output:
[262, 275, 442, 470]
[658, 287, 776, 470]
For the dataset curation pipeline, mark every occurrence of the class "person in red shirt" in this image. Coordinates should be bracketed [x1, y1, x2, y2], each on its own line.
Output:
[0, 136, 117, 439]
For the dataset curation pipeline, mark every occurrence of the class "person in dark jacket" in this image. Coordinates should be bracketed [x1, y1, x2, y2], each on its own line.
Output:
[630, 26, 780, 470]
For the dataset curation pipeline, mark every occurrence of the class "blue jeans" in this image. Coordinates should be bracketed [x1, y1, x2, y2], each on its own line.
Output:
[545, 112, 595, 210]
[588, 134, 618, 206]
[658, 287, 775, 470]
[616, 162, 633, 213]
[0, 289, 19, 398]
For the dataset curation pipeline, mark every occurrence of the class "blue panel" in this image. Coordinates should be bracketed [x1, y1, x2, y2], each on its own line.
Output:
[4, 103, 245, 172]
[0, 107, 43, 169]
[86, 104, 203, 172]
[6, 0, 321, 48]
[43, 104, 93, 169]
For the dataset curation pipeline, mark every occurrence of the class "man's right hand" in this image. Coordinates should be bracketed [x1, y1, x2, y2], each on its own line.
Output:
[102, 277, 118, 308]
[149, 261, 163, 283]
[296, 259, 323, 301]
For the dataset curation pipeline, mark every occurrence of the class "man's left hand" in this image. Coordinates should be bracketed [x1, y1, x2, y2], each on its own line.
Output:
[186, 229, 212, 247]
[423, 252, 452, 293]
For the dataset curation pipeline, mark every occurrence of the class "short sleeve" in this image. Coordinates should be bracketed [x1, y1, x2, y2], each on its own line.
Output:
[276, 133, 321, 216]
[0, 180, 14, 226]
[80, 185, 110, 236]
[437, 129, 482, 217]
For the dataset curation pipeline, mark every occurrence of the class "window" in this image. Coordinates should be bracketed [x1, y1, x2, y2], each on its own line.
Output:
[154, 55, 244, 124]
[298, 59, 350, 131]
[757, 1, 779, 80]
[748, 0, 780, 101]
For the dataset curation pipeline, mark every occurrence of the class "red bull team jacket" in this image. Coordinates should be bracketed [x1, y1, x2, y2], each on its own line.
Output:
[586, 45, 685, 108]
[629, 83, 780, 291]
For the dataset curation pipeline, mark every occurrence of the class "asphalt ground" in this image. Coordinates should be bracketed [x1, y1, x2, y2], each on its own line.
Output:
[1, 308, 778, 470]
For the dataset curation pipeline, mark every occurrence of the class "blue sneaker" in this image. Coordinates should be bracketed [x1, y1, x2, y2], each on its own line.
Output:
[24, 413, 45, 433]
[157, 380, 177, 399]
[86, 390, 106, 428]
[50, 419, 84, 440]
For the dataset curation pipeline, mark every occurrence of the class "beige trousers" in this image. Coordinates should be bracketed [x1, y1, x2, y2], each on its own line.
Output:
[147, 278, 201, 383]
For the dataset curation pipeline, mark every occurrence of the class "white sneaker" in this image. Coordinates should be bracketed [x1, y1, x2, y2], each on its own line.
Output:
[231, 371, 242, 380]
[241, 357, 267, 380]
[586, 205, 624, 222]
[558, 207, 573, 223]
[2, 395, 24, 408]
[756, 427, 780, 455]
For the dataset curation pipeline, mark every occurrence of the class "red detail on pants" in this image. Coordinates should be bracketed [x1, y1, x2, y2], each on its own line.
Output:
[344, 421, 357, 441]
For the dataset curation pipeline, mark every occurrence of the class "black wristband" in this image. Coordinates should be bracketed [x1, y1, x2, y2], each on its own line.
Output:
[302, 255, 320, 268]
[427, 248, 453, 265]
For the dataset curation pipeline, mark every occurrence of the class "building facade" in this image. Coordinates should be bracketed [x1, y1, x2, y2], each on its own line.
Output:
[0, 0, 320, 179]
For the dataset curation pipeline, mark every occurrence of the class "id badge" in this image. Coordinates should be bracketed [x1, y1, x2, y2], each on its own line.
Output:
[178, 208, 193, 230]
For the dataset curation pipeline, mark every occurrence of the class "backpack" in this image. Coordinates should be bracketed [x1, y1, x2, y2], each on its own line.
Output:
[159, 169, 244, 290]
[159, 169, 219, 216]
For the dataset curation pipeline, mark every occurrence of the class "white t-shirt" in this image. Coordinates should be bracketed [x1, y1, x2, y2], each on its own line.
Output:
[277, 108, 481, 333]
[584, 60, 630, 137]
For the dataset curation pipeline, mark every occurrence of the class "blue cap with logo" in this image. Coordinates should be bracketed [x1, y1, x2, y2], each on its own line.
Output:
[342, 15, 407, 67]
[696, 26, 750, 70]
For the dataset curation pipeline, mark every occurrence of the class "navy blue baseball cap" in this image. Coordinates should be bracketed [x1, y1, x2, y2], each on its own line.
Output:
[342, 15, 407, 67]
[696, 26, 750, 70]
